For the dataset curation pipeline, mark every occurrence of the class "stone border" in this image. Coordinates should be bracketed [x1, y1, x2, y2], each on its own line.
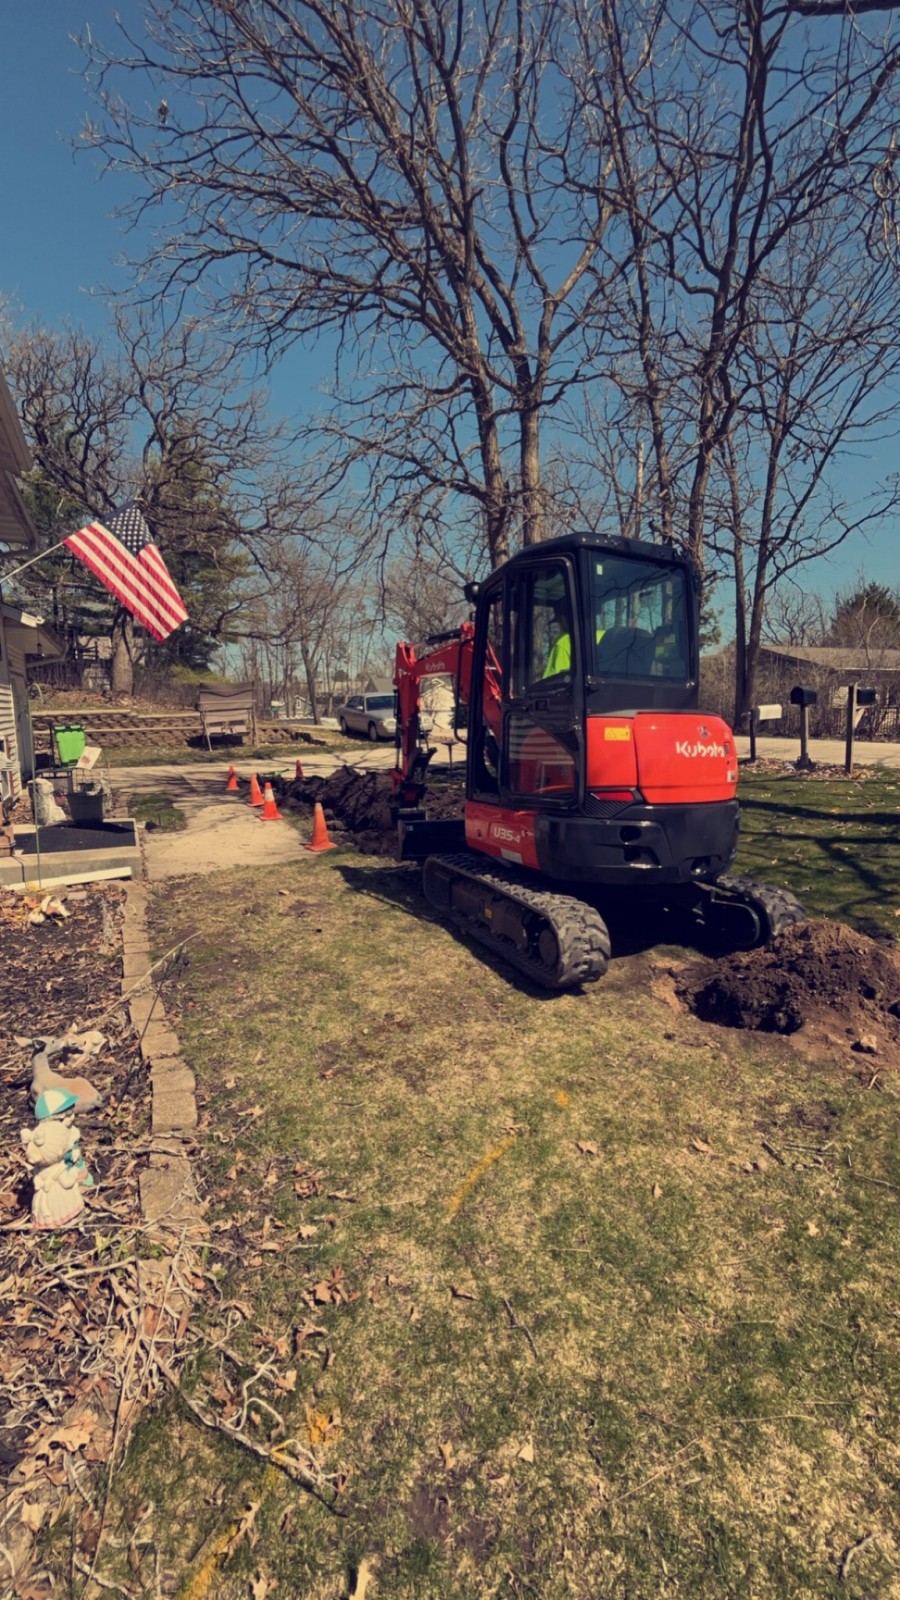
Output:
[122, 882, 203, 1242]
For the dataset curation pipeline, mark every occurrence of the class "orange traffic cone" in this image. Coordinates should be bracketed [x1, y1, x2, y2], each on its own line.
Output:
[259, 781, 282, 821]
[294, 758, 304, 780]
[248, 772, 265, 807]
[226, 765, 238, 792]
[304, 801, 337, 852]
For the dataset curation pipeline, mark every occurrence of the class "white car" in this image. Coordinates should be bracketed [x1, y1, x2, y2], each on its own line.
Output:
[336, 693, 397, 741]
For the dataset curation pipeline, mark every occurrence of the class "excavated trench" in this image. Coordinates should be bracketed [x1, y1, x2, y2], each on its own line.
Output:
[275, 763, 464, 857]
[276, 765, 900, 1056]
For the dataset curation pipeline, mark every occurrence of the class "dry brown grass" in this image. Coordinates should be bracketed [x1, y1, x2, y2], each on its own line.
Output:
[76, 852, 900, 1600]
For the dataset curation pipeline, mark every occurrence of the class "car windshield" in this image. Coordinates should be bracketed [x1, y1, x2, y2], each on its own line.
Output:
[366, 696, 394, 711]
[589, 555, 689, 680]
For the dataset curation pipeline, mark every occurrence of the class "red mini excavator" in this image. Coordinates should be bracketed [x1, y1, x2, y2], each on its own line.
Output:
[392, 532, 803, 989]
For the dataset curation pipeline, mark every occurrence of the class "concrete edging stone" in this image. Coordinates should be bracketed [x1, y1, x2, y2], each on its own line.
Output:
[123, 883, 204, 1244]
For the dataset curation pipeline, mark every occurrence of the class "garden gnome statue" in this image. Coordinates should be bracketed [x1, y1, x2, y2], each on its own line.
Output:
[31, 1035, 102, 1114]
[21, 1112, 88, 1229]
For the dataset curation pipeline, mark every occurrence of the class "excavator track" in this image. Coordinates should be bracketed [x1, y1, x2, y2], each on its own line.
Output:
[700, 874, 807, 951]
[422, 852, 612, 990]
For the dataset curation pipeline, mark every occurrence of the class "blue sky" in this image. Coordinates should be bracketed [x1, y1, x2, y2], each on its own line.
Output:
[0, 0, 897, 617]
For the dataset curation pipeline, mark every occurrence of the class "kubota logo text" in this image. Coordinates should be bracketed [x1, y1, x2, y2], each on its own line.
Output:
[675, 740, 727, 759]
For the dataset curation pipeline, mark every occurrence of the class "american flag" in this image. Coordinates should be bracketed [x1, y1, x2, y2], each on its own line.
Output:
[64, 503, 189, 643]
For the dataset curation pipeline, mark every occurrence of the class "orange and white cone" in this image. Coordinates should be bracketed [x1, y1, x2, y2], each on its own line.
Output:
[226, 765, 239, 792]
[259, 782, 282, 821]
[304, 801, 337, 852]
[248, 772, 265, 807]
[294, 758, 304, 780]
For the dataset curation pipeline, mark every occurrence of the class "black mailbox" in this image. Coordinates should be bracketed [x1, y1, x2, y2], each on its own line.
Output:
[789, 685, 817, 707]
[855, 687, 877, 707]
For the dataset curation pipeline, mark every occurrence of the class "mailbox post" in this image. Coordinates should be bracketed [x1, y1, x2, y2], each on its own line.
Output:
[844, 684, 877, 776]
[789, 686, 817, 770]
[748, 703, 782, 762]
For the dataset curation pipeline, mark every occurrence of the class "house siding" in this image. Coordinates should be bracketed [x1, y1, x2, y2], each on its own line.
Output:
[0, 677, 18, 799]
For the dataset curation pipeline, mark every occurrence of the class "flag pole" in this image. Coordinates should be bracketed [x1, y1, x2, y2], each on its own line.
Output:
[0, 540, 70, 587]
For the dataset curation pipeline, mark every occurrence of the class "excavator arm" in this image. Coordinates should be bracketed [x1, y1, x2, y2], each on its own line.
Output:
[393, 623, 475, 793]
[393, 621, 503, 799]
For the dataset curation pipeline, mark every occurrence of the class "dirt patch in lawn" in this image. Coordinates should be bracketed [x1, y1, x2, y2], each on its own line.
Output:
[677, 920, 900, 1065]
[276, 763, 464, 855]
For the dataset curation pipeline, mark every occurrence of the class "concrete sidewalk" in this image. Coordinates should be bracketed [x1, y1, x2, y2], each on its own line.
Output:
[109, 746, 429, 879]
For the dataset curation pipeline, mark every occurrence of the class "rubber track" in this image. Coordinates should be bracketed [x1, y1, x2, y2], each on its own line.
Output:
[715, 874, 807, 944]
[423, 852, 612, 990]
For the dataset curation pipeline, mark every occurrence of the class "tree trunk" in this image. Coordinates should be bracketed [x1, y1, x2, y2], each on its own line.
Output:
[110, 609, 135, 696]
[520, 404, 544, 546]
[301, 643, 319, 724]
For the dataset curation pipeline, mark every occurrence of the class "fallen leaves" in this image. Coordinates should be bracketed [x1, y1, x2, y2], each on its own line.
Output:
[690, 1136, 713, 1155]
[516, 1439, 535, 1464]
[224, 1500, 261, 1560]
[308, 1266, 357, 1308]
[576, 1140, 600, 1157]
[304, 1406, 341, 1448]
[450, 1285, 476, 1301]
[37, 1412, 97, 1455]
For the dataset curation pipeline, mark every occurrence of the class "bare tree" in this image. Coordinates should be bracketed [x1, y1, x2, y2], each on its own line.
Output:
[81, 0, 636, 568]
[241, 538, 370, 722]
[2, 314, 308, 691]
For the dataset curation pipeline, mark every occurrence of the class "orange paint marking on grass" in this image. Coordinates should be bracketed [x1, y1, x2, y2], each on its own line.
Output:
[446, 1135, 517, 1217]
[554, 1090, 570, 1107]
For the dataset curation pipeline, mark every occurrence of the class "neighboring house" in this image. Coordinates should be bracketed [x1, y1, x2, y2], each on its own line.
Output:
[758, 644, 900, 679]
[0, 367, 63, 798]
[756, 643, 900, 737]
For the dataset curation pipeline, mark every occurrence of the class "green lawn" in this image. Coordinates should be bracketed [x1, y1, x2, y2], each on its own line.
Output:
[735, 768, 900, 940]
[71, 779, 900, 1600]
[128, 790, 187, 830]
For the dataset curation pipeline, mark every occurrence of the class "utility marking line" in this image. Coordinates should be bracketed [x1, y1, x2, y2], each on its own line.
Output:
[446, 1135, 517, 1217]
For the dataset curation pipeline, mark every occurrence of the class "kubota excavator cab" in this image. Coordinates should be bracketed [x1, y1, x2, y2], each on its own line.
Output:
[463, 532, 740, 888]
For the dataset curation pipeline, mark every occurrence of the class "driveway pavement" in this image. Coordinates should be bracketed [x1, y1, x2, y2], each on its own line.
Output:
[733, 734, 900, 770]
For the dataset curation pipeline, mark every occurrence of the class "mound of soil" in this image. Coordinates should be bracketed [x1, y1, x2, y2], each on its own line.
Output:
[680, 920, 900, 1050]
[275, 763, 464, 855]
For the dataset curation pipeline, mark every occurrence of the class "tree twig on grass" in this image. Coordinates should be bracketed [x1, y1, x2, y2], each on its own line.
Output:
[500, 1296, 539, 1362]
[154, 1355, 350, 1517]
[838, 1530, 878, 1582]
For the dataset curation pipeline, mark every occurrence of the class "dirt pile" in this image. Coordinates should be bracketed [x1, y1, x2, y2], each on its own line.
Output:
[680, 920, 900, 1052]
[276, 763, 465, 855]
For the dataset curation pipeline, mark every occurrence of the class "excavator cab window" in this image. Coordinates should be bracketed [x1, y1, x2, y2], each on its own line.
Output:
[590, 556, 689, 681]
[507, 561, 579, 802]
